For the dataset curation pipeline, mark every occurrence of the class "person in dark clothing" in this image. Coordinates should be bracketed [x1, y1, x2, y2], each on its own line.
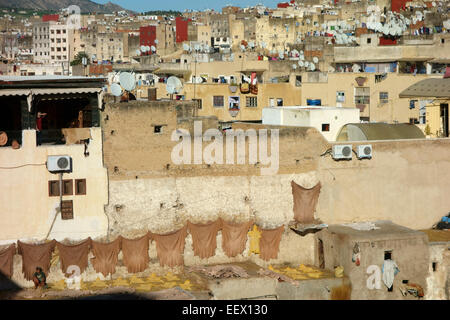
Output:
[36, 112, 47, 145]
[32, 267, 48, 289]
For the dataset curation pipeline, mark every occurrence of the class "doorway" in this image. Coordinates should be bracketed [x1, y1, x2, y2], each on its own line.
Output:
[318, 239, 325, 269]
[440, 103, 449, 137]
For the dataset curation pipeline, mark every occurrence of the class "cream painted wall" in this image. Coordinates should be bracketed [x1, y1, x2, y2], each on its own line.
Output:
[301, 72, 441, 123]
[0, 128, 108, 243]
[183, 82, 302, 122]
[262, 107, 360, 141]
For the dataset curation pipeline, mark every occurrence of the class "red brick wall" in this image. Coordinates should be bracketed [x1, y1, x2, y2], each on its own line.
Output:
[42, 14, 59, 22]
[175, 17, 189, 43]
[140, 25, 157, 46]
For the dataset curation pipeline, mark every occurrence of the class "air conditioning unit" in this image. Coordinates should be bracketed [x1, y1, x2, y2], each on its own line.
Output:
[47, 155, 72, 173]
[332, 144, 352, 160]
[356, 144, 372, 159]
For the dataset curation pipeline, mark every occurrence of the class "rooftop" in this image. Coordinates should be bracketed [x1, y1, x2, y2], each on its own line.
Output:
[399, 77, 450, 98]
[326, 220, 427, 242]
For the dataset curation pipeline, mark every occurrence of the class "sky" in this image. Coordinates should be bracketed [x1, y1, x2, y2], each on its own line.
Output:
[93, 0, 281, 12]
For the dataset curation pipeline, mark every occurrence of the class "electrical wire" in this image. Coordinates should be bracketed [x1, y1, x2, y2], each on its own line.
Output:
[0, 163, 46, 169]
[319, 148, 332, 157]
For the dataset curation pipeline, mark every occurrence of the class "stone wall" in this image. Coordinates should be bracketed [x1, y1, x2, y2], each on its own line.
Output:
[100, 100, 450, 269]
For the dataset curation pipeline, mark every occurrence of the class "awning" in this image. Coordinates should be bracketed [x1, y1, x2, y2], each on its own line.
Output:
[153, 69, 191, 75]
[0, 89, 31, 96]
[31, 88, 102, 95]
[0, 87, 104, 111]
[399, 78, 450, 98]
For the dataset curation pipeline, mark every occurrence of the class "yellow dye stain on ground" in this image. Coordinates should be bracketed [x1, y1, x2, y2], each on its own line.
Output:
[129, 275, 145, 284]
[164, 272, 180, 282]
[65, 272, 201, 293]
[179, 280, 193, 291]
[147, 273, 164, 283]
[112, 277, 130, 287]
[88, 277, 109, 290]
[268, 264, 331, 280]
[50, 279, 66, 290]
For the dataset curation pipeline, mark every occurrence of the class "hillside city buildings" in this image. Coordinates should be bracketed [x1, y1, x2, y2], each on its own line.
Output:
[0, 0, 449, 300]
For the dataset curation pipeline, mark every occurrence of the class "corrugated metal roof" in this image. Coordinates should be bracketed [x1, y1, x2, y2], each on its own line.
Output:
[399, 78, 450, 98]
[337, 123, 425, 141]
[0, 75, 104, 82]
[0, 88, 101, 97]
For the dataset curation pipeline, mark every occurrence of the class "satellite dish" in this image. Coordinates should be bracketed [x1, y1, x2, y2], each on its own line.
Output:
[135, 49, 141, 56]
[313, 57, 319, 64]
[305, 61, 310, 68]
[119, 72, 136, 91]
[240, 44, 246, 51]
[166, 76, 183, 94]
[260, 41, 266, 48]
[299, 50, 304, 55]
[309, 63, 315, 71]
[154, 39, 159, 44]
[140, 45, 147, 52]
[151, 45, 156, 52]
[183, 43, 189, 51]
[248, 41, 255, 48]
[299, 55, 304, 61]
[389, 27, 396, 36]
[111, 83, 123, 97]
[298, 60, 304, 67]
[145, 46, 151, 52]
[292, 64, 297, 69]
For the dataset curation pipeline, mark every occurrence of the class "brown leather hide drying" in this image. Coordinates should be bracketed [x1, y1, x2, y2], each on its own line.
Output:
[17, 240, 56, 281]
[56, 238, 92, 276]
[188, 220, 221, 259]
[259, 226, 284, 261]
[0, 244, 16, 278]
[220, 219, 253, 257]
[120, 233, 150, 273]
[90, 238, 121, 277]
[291, 181, 321, 224]
[152, 226, 187, 267]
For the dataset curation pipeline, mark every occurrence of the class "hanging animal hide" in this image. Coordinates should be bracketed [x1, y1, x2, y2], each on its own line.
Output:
[259, 226, 284, 261]
[291, 181, 321, 224]
[220, 219, 253, 257]
[90, 238, 121, 277]
[187, 220, 221, 259]
[120, 233, 151, 273]
[151, 226, 187, 267]
[17, 240, 56, 281]
[56, 238, 92, 276]
[0, 244, 16, 278]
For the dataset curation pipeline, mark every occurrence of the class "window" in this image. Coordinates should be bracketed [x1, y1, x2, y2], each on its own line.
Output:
[441, 38, 445, 44]
[48, 181, 60, 197]
[336, 91, 345, 103]
[409, 118, 419, 124]
[213, 96, 224, 107]
[75, 179, 86, 195]
[48, 180, 73, 196]
[355, 87, 370, 104]
[154, 125, 163, 134]
[269, 98, 275, 107]
[367, 38, 371, 44]
[379, 92, 389, 103]
[193, 99, 202, 109]
[62, 180, 73, 195]
[409, 100, 417, 109]
[321, 123, 330, 132]
[246, 96, 258, 107]
[277, 98, 283, 107]
[432, 262, 437, 272]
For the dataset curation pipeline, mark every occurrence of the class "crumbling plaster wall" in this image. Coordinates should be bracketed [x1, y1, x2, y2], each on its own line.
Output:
[101, 101, 450, 269]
